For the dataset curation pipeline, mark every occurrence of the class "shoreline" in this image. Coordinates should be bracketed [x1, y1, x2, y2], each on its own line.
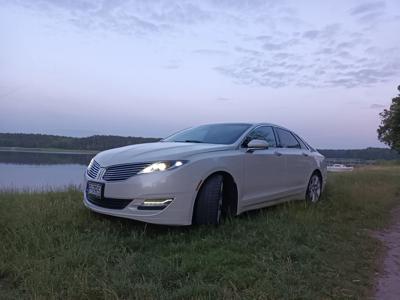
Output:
[0, 147, 98, 155]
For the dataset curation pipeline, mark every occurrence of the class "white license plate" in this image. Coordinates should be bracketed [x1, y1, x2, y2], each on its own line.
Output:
[87, 181, 103, 198]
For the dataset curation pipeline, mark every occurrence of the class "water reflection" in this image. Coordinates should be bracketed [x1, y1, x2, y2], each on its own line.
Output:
[0, 151, 95, 191]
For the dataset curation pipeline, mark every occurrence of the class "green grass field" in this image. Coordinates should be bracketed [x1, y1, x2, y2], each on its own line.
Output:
[1, 166, 399, 299]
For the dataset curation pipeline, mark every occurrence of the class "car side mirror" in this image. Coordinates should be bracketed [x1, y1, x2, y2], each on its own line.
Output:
[246, 139, 269, 153]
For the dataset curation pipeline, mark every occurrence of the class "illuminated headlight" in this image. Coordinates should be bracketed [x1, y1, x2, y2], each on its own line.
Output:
[138, 160, 187, 174]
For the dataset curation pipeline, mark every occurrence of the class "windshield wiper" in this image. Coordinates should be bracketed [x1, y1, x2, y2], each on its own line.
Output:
[175, 140, 203, 143]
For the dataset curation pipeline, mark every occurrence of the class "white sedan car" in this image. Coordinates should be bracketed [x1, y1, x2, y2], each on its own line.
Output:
[83, 123, 327, 225]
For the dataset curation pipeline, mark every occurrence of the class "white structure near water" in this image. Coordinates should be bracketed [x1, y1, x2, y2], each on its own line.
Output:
[327, 164, 354, 172]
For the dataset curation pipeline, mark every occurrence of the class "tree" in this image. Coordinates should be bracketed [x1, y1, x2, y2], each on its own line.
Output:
[377, 85, 400, 152]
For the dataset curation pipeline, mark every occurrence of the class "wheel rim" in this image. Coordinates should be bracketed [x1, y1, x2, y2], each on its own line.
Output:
[308, 175, 321, 203]
[217, 181, 224, 223]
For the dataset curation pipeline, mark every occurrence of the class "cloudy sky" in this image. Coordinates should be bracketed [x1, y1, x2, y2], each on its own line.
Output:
[0, 0, 399, 148]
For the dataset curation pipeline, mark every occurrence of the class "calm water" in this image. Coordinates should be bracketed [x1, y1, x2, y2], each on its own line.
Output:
[0, 151, 95, 191]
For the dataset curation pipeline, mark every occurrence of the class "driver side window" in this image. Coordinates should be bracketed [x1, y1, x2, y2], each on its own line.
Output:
[243, 126, 277, 148]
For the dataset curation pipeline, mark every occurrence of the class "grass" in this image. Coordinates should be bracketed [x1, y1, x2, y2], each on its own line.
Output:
[1, 166, 399, 299]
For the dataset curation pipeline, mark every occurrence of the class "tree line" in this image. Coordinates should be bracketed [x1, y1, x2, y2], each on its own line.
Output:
[1, 132, 399, 160]
[318, 148, 400, 160]
[0, 133, 160, 151]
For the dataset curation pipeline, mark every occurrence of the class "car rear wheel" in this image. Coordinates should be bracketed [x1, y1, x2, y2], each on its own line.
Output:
[193, 174, 224, 225]
[306, 173, 322, 203]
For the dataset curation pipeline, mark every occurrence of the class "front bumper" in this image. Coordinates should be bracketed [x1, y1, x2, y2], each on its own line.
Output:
[83, 170, 199, 226]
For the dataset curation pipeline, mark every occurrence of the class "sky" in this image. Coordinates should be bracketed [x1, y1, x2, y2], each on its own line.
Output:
[0, 0, 399, 148]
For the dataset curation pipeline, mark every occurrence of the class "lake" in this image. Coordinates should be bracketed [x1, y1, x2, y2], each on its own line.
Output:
[0, 150, 95, 191]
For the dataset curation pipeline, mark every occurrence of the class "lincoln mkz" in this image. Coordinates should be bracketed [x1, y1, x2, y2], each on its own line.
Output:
[84, 123, 327, 225]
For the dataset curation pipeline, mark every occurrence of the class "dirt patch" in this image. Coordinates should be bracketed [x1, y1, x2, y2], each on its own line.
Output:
[374, 206, 400, 300]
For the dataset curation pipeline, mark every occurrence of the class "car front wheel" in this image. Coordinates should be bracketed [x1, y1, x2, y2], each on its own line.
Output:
[193, 174, 224, 225]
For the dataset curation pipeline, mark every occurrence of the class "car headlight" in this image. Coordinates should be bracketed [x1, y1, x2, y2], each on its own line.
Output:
[139, 160, 187, 174]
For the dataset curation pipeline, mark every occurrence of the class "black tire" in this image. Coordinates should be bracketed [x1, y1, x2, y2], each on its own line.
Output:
[305, 173, 322, 203]
[193, 174, 224, 225]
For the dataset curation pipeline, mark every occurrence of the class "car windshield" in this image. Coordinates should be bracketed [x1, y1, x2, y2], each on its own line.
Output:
[163, 124, 252, 145]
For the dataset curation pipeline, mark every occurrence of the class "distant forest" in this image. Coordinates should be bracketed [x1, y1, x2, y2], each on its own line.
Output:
[318, 148, 400, 160]
[0, 133, 160, 151]
[1, 133, 399, 160]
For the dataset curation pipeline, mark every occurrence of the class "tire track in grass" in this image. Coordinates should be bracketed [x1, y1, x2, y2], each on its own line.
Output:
[374, 206, 400, 300]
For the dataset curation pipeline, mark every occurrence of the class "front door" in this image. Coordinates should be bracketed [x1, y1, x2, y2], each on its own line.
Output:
[241, 126, 287, 207]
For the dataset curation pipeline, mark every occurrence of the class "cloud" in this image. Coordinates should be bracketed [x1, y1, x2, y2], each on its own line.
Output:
[37, 0, 98, 12]
[350, 2, 386, 15]
[301, 24, 341, 44]
[320, 23, 341, 37]
[254, 35, 274, 42]
[8, 0, 213, 36]
[262, 39, 299, 51]
[148, 2, 211, 25]
[357, 11, 385, 24]
[273, 53, 293, 60]
[350, 1, 386, 25]
[262, 42, 285, 51]
[102, 13, 161, 35]
[234, 47, 261, 56]
[303, 30, 319, 39]
[4, 0, 399, 90]
[336, 42, 356, 49]
[215, 38, 400, 89]
[213, 12, 399, 89]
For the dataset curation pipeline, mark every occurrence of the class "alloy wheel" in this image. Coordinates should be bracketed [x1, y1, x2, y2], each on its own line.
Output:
[308, 175, 321, 203]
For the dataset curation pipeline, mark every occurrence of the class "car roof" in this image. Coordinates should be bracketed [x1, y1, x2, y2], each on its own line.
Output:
[253, 122, 290, 130]
[199, 122, 292, 132]
[203, 122, 282, 127]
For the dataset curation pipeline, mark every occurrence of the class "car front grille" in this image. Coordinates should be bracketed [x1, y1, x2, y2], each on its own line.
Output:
[103, 163, 152, 181]
[87, 160, 101, 179]
[86, 193, 132, 209]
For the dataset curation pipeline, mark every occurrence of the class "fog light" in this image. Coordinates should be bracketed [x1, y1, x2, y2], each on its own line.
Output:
[138, 198, 173, 210]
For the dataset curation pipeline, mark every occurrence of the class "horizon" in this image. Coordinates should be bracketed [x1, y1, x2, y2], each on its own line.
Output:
[1, 0, 399, 149]
[0, 130, 393, 150]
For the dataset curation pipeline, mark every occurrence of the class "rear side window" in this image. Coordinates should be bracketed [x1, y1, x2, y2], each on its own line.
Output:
[243, 126, 277, 147]
[275, 128, 300, 149]
[293, 134, 309, 150]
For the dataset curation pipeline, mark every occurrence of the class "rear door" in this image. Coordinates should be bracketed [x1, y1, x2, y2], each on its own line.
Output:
[274, 128, 314, 194]
[242, 126, 287, 207]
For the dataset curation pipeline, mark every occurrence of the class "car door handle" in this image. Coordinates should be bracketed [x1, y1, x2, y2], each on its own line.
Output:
[302, 152, 309, 157]
[274, 151, 283, 156]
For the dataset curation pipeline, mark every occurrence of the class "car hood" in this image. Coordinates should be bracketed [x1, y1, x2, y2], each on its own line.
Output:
[94, 142, 234, 167]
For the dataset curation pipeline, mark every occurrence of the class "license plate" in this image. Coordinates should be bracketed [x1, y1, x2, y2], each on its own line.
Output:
[86, 181, 103, 198]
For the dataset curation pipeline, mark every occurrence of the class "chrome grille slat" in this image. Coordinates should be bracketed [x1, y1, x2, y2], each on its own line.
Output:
[104, 171, 143, 174]
[87, 160, 101, 179]
[105, 164, 149, 169]
[105, 168, 143, 171]
[105, 168, 144, 172]
[104, 173, 142, 176]
[105, 169, 146, 173]
[103, 163, 152, 181]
